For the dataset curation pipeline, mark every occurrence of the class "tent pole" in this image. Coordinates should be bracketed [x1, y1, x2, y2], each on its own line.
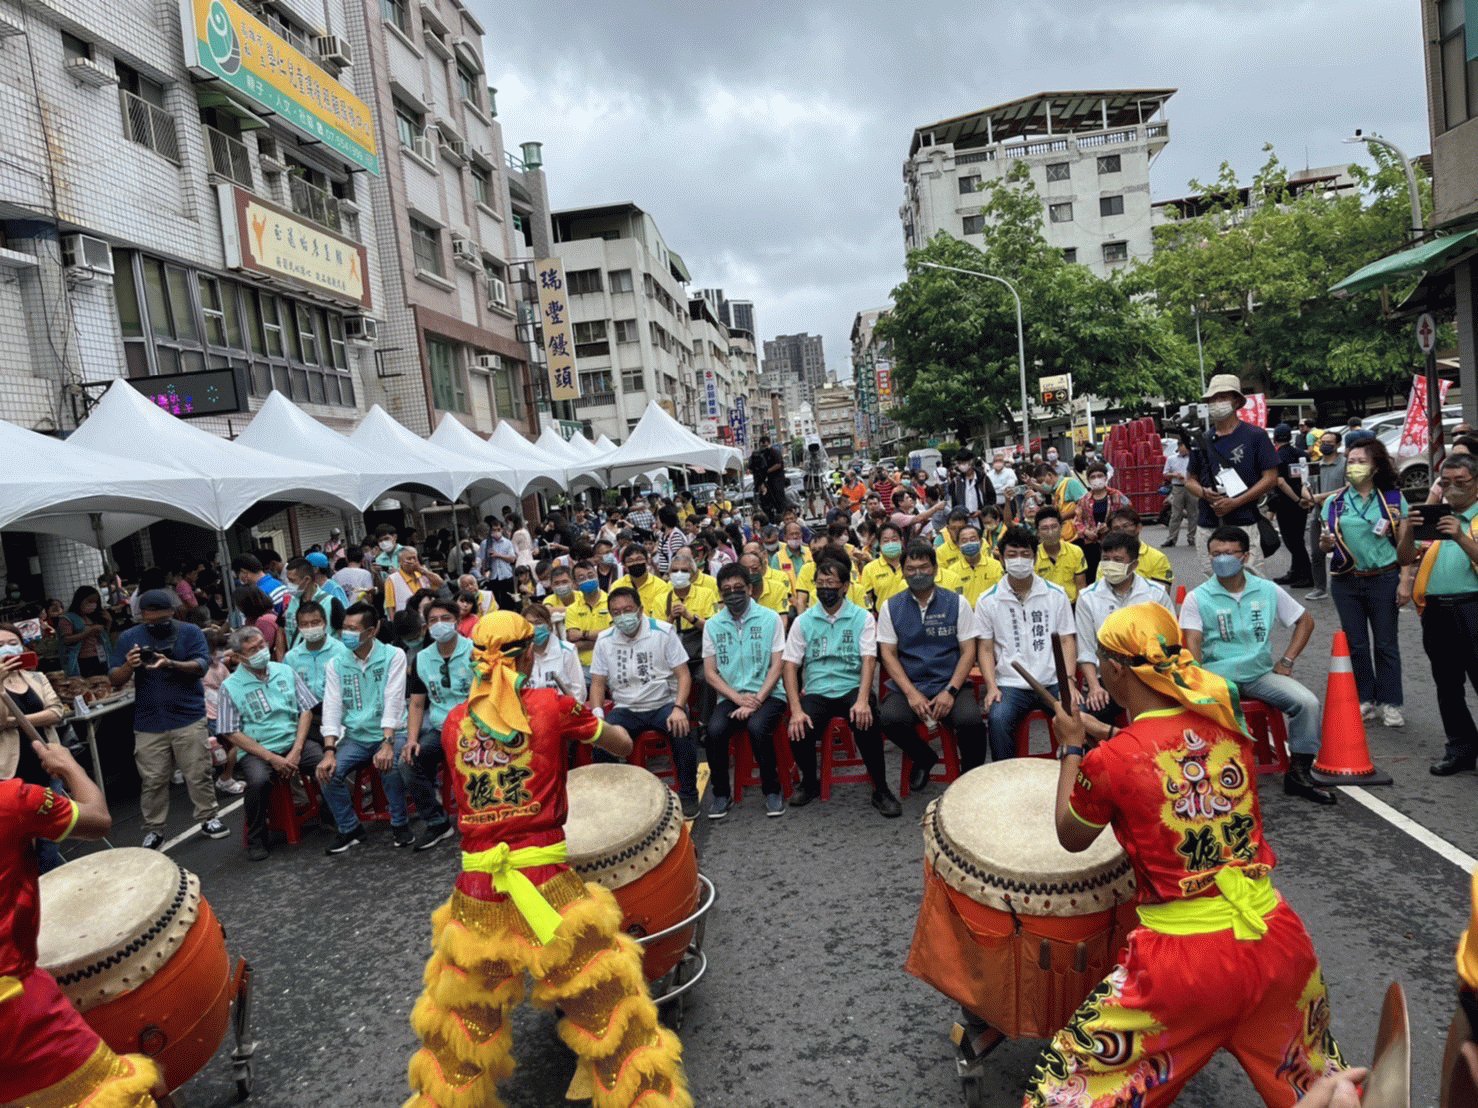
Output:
[218, 529, 237, 624]
[89, 513, 114, 577]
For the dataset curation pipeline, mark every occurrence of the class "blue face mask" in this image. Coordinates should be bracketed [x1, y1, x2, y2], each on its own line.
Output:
[578, 579, 599, 594]
[960, 541, 982, 558]
[340, 630, 362, 650]
[532, 625, 551, 647]
[613, 612, 642, 636]
[1211, 554, 1244, 580]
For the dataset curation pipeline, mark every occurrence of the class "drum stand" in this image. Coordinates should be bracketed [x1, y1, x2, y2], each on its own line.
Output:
[228, 957, 257, 1101]
[639, 873, 716, 1032]
[950, 1008, 1005, 1108]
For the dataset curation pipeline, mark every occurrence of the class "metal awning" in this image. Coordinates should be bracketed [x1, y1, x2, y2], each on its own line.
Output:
[1329, 230, 1478, 295]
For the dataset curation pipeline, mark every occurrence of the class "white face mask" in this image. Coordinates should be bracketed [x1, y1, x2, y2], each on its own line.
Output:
[1089, 477, 1107, 491]
[1208, 400, 1235, 422]
[1004, 557, 1034, 580]
[379, 539, 395, 552]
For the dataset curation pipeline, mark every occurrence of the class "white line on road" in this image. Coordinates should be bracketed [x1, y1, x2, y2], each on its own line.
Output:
[161, 798, 244, 853]
[1342, 785, 1477, 872]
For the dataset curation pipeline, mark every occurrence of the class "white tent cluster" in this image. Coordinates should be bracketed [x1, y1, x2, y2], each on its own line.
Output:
[0, 381, 742, 552]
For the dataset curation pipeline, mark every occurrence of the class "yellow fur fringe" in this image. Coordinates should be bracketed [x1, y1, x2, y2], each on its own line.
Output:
[4, 1046, 160, 1108]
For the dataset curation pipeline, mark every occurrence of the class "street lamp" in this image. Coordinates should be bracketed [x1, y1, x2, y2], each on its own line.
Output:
[917, 261, 1030, 455]
[1343, 130, 1422, 243]
[1191, 302, 1209, 431]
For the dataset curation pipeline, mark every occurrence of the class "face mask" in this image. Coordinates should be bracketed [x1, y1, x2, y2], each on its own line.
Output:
[146, 620, 173, 639]
[721, 517, 732, 526]
[787, 539, 803, 552]
[763, 541, 779, 552]
[300, 625, 327, 644]
[602, 553, 617, 566]
[247, 647, 270, 670]
[669, 571, 691, 588]
[1211, 554, 1244, 580]
[1004, 557, 1034, 580]
[747, 570, 765, 587]
[577, 578, 599, 595]
[1089, 477, 1107, 491]
[961, 541, 982, 558]
[553, 584, 573, 600]
[1346, 463, 1372, 484]
[881, 541, 902, 560]
[1098, 561, 1132, 586]
[341, 630, 362, 650]
[1208, 401, 1235, 422]
[722, 592, 749, 616]
[815, 587, 842, 608]
[613, 612, 642, 636]
[379, 539, 395, 552]
[1047, 451, 1058, 461]
[906, 572, 935, 593]
[429, 621, 457, 643]
[532, 625, 551, 647]
[0, 643, 22, 658]
[628, 563, 647, 578]
[403, 637, 423, 649]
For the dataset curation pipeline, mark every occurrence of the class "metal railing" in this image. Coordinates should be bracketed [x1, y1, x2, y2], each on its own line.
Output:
[1146, 122, 1168, 139]
[203, 126, 252, 187]
[119, 89, 179, 164]
[575, 391, 616, 407]
[288, 175, 343, 233]
[955, 150, 996, 165]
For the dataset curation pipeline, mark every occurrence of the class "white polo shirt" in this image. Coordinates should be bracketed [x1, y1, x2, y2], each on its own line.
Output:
[1073, 575, 1173, 668]
[974, 576, 1075, 689]
[591, 617, 688, 712]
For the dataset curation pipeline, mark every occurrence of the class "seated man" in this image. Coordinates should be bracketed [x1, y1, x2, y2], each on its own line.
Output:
[1075, 531, 1173, 726]
[1032, 506, 1088, 603]
[943, 522, 1004, 607]
[666, 551, 718, 738]
[1180, 525, 1332, 806]
[877, 541, 985, 777]
[403, 599, 470, 851]
[740, 548, 791, 616]
[704, 563, 787, 819]
[976, 526, 1077, 762]
[1028, 602, 1344, 1106]
[282, 599, 351, 704]
[783, 556, 896, 815]
[217, 625, 321, 861]
[610, 542, 673, 615]
[525, 602, 586, 701]
[590, 586, 699, 818]
[1108, 505, 1174, 592]
[563, 559, 611, 680]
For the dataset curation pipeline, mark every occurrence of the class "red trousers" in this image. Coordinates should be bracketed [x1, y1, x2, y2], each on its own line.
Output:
[1023, 900, 1344, 1107]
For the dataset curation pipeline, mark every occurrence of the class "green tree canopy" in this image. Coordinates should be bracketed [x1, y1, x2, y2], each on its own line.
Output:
[877, 163, 1195, 442]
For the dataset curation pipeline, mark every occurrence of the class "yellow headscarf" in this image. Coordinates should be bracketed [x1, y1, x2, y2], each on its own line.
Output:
[1097, 603, 1247, 737]
[466, 610, 534, 740]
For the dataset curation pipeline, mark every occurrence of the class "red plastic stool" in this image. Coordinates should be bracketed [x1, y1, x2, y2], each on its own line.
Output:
[241, 771, 322, 848]
[819, 716, 871, 800]
[1241, 698, 1290, 776]
[899, 722, 961, 799]
[351, 765, 392, 823]
[1014, 710, 1061, 760]
[629, 729, 677, 787]
[732, 708, 796, 804]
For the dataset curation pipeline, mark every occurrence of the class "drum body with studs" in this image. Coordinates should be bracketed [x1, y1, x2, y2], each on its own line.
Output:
[906, 760, 1137, 1039]
[564, 764, 699, 981]
[38, 847, 234, 1091]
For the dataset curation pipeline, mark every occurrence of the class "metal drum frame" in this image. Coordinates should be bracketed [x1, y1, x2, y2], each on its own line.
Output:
[635, 873, 715, 1031]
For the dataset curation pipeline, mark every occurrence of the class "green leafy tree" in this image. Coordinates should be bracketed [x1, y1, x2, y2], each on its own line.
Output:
[877, 163, 1195, 442]
[1123, 146, 1430, 396]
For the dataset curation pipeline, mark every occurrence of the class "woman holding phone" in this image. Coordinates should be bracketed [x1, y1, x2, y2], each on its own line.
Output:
[1318, 437, 1409, 729]
[0, 622, 65, 787]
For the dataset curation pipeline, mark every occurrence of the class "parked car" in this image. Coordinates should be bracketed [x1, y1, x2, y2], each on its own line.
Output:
[1375, 415, 1466, 496]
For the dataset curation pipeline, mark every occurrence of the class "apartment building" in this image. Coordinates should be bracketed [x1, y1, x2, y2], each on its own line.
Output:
[850, 307, 897, 456]
[762, 331, 826, 407]
[813, 378, 857, 457]
[901, 90, 1173, 276]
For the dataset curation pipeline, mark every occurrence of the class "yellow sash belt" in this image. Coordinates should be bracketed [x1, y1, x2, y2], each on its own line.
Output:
[1137, 868, 1278, 941]
[461, 842, 569, 944]
[0, 975, 21, 1004]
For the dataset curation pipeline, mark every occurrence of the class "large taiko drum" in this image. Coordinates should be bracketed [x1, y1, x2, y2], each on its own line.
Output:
[905, 760, 1137, 1039]
[564, 764, 700, 982]
[38, 848, 235, 1092]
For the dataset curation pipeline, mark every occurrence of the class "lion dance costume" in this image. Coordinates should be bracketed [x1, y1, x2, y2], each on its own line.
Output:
[1024, 604, 1343, 1108]
[1, 780, 160, 1108]
[404, 611, 691, 1108]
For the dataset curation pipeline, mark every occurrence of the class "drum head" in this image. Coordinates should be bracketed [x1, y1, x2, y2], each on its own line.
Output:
[38, 847, 201, 1010]
[925, 760, 1135, 916]
[565, 763, 681, 889]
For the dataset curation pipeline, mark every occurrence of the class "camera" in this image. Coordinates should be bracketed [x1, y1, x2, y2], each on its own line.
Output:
[138, 647, 162, 665]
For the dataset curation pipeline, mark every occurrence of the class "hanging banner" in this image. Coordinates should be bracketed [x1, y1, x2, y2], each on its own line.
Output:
[534, 259, 579, 401]
[1397, 373, 1453, 458]
[703, 369, 720, 418]
[1236, 393, 1268, 429]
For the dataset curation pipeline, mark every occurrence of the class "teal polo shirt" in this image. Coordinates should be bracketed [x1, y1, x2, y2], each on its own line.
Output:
[1426, 501, 1478, 595]
[1330, 488, 1405, 572]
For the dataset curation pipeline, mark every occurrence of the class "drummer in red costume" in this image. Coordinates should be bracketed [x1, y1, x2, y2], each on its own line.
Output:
[1, 740, 162, 1108]
[405, 610, 691, 1108]
[1027, 602, 1343, 1108]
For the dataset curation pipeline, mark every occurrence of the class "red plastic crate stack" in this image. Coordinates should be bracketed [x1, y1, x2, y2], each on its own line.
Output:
[1103, 418, 1165, 520]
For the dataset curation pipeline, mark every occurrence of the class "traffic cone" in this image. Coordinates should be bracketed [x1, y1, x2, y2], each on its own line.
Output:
[1311, 631, 1392, 786]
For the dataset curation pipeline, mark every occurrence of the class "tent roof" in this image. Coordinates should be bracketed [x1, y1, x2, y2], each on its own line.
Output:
[1329, 230, 1478, 295]
[429, 415, 561, 499]
[489, 421, 585, 487]
[69, 380, 361, 528]
[534, 426, 605, 489]
[596, 402, 742, 484]
[349, 406, 511, 501]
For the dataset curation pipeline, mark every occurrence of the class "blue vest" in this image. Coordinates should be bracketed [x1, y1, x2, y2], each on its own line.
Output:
[1193, 574, 1280, 686]
[414, 637, 476, 730]
[330, 639, 396, 743]
[706, 603, 784, 700]
[886, 588, 962, 698]
[221, 662, 301, 753]
[795, 600, 868, 699]
[284, 636, 352, 700]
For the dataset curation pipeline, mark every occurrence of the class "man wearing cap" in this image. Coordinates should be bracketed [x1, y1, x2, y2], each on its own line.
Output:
[1185, 374, 1279, 576]
[108, 589, 227, 848]
[324, 527, 346, 563]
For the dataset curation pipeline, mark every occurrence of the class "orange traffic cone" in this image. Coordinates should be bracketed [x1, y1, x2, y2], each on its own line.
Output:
[1311, 631, 1392, 786]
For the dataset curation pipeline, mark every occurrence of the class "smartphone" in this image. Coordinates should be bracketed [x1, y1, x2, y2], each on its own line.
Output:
[10, 651, 38, 670]
[1413, 502, 1454, 543]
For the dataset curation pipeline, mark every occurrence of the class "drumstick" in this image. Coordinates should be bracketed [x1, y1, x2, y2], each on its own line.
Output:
[1051, 632, 1075, 714]
[0, 686, 47, 746]
[1010, 662, 1063, 715]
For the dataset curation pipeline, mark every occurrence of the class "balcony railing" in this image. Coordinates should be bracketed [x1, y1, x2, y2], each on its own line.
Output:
[575, 390, 616, 408]
[119, 89, 179, 164]
[288, 175, 344, 233]
[203, 126, 252, 187]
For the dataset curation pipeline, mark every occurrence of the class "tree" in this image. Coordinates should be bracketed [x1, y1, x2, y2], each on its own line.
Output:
[1122, 146, 1431, 397]
[877, 163, 1195, 442]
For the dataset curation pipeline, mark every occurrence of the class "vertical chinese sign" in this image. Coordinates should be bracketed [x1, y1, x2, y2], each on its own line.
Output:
[535, 259, 579, 401]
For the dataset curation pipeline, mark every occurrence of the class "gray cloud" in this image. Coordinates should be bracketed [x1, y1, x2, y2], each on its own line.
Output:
[473, 1, 1428, 376]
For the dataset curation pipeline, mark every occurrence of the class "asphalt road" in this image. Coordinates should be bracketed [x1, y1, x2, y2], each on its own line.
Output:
[53, 522, 1477, 1108]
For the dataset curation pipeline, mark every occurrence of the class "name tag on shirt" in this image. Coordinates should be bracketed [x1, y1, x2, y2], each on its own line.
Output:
[1372, 517, 1390, 537]
[1217, 467, 1249, 498]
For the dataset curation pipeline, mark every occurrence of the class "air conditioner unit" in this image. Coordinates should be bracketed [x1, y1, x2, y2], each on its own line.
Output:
[258, 154, 284, 175]
[472, 353, 503, 372]
[451, 236, 480, 270]
[315, 35, 351, 69]
[487, 276, 508, 309]
[444, 138, 469, 162]
[61, 233, 114, 276]
[412, 130, 437, 163]
[343, 314, 378, 342]
[66, 56, 116, 87]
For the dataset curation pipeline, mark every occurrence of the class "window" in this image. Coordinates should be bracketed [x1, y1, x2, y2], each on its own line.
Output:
[410, 217, 442, 275]
[61, 31, 92, 60]
[608, 268, 633, 293]
[1049, 202, 1073, 223]
[394, 98, 422, 149]
[621, 367, 645, 393]
[471, 164, 493, 208]
[1102, 240, 1128, 264]
[573, 320, 608, 357]
[457, 64, 478, 107]
[492, 364, 521, 418]
[428, 338, 467, 413]
[1097, 154, 1121, 175]
[958, 175, 981, 194]
[1062, 247, 1078, 264]
[295, 303, 320, 365]
[961, 214, 984, 235]
[199, 276, 227, 346]
[1100, 195, 1125, 217]
[1045, 161, 1071, 182]
[116, 63, 179, 163]
[382, 0, 409, 33]
[567, 268, 603, 295]
[614, 318, 638, 343]
[579, 370, 613, 396]
[1438, 0, 1478, 130]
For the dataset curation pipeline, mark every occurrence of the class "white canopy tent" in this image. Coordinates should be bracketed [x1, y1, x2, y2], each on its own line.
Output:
[593, 402, 743, 485]
[348, 405, 516, 501]
[429, 415, 564, 499]
[534, 426, 605, 490]
[488, 421, 585, 488]
[594, 434, 619, 455]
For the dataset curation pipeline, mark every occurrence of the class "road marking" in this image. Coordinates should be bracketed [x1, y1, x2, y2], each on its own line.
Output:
[1342, 785, 1477, 872]
[162, 798, 243, 853]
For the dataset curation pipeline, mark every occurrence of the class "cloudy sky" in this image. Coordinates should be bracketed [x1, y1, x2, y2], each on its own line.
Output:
[474, 1, 1429, 378]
